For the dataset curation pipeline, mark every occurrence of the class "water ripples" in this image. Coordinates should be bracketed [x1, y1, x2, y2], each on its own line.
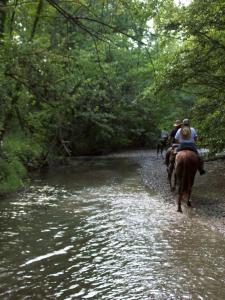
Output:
[0, 158, 225, 299]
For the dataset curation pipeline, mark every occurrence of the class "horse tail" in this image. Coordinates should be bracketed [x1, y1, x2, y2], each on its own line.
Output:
[179, 158, 192, 194]
[175, 150, 198, 212]
[176, 151, 198, 195]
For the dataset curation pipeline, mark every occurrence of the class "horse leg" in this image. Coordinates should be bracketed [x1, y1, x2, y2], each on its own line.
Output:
[173, 173, 177, 192]
[167, 168, 172, 190]
[187, 200, 192, 207]
[168, 167, 175, 191]
[157, 145, 159, 159]
[165, 148, 170, 166]
[187, 190, 192, 207]
[167, 159, 175, 191]
[177, 193, 183, 213]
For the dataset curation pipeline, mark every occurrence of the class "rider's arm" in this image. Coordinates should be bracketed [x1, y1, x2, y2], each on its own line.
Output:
[174, 128, 181, 144]
[192, 128, 198, 143]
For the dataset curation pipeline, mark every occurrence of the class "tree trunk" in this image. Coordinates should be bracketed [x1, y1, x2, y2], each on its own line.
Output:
[0, 0, 8, 41]
[30, 0, 44, 41]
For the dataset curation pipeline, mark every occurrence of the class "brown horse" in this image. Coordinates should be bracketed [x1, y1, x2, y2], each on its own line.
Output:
[174, 150, 199, 213]
[167, 147, 177, 191]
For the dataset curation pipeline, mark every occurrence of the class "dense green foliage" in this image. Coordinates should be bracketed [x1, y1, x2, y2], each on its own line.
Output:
[0, 0, 224, 192]
[150, 0, 225, 151]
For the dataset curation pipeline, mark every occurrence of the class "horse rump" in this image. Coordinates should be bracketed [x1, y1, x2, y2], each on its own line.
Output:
[175, 150, 198, 212]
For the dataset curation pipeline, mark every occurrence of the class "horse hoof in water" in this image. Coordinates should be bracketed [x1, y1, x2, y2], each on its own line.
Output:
[171, 186, 176, 192]
[187, 200, 192, 207]
[177, 207, 183, 213]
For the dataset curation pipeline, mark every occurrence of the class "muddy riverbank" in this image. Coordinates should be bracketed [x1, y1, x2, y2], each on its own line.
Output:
[110, 150, 225, 236]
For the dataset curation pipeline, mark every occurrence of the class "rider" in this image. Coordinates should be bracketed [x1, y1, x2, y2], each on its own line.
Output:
[175, 118, 206, 175]
[165, 120, 182, 166]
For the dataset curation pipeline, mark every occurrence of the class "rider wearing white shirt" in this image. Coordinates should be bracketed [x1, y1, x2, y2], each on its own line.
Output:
[175, 126, 197, 144]
[175, 119, 205, 175]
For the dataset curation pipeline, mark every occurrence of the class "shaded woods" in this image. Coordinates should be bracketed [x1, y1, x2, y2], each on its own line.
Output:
[0, 0, 224, 192]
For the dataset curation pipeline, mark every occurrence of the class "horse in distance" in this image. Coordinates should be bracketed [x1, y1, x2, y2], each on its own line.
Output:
[157, 131, 169, 159]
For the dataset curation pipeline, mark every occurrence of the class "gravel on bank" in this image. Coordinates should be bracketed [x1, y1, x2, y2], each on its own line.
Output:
[110, 150, 225, 236]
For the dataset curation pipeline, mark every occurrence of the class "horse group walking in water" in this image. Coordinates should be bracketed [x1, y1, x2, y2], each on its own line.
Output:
[157, 136, 199, 213]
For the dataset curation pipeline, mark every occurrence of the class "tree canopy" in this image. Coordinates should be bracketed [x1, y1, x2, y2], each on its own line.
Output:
[0, 0, 224, 192]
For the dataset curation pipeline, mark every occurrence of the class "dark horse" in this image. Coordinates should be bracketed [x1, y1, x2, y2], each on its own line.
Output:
[174, 150, 198, 213]
[157, 136, 169, 159]
[167, 146, 177, 191]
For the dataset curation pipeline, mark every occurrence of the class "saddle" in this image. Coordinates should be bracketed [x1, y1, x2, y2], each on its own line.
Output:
[167, 143, 204, 176]
[177, 144, 198, 154]
[167, 144, 197, 172]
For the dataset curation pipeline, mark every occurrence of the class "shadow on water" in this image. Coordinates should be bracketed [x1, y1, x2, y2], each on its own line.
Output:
[0, 155, 225, 299]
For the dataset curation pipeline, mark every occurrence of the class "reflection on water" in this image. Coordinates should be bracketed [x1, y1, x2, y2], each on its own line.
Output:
[0, 157, 225, 299]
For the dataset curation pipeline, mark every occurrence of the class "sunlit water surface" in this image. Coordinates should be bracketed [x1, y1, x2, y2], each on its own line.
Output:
[0, 157, 225, 300]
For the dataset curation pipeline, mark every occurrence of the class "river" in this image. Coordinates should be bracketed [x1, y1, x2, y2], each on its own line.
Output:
[0, 151, 225, 299]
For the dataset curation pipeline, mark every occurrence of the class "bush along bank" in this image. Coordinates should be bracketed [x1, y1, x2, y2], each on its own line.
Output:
[0, 134, 47, 194]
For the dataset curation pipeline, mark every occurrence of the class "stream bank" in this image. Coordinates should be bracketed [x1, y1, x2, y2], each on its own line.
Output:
[110, 150, 225, 236]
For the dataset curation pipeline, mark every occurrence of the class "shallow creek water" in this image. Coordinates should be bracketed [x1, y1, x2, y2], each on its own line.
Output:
[0, 156, 225, 300]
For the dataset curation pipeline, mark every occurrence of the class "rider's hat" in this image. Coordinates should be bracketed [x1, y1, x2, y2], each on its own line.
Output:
[173, 120, 182, 127]
[182, 118, 190, 126]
